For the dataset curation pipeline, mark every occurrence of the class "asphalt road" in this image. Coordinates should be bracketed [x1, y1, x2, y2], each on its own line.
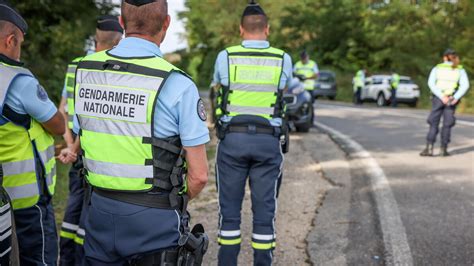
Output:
[314, 101, 474, 265]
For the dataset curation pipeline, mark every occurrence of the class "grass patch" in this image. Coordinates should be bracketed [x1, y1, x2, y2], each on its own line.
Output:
[53, 161, 70, 229]
[206, 143, 216, 160]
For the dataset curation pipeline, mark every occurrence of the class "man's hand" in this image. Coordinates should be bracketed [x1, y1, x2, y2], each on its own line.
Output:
[442, 96, 450, 105]
[57, 147, 77, 164]
[451, 97, 458, 106]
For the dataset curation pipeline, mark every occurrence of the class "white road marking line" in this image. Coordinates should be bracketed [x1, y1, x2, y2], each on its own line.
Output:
[315, 121, 414, 266]
[316, 103, 474, 127]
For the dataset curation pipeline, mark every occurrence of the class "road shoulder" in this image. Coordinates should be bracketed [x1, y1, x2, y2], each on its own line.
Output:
[304, 132, 352, 265]
[188, 131, 332, 265]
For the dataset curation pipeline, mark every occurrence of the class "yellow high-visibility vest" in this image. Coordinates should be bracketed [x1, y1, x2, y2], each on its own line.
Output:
[435, 63, 463, 96]
[216, 45, 285, 120]
[0, 62, 56, 210]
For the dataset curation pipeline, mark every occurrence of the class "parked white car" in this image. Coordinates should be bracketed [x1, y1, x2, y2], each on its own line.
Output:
[361, 75, 420, 107]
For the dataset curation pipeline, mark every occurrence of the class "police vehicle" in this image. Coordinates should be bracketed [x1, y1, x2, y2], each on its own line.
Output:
[362, 75, 420, 107]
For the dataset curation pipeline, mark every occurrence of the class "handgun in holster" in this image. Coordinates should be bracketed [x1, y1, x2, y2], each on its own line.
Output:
[177, 224, 209, 266]
[216, 120, 228, 140]
[280, 117, 290, 154]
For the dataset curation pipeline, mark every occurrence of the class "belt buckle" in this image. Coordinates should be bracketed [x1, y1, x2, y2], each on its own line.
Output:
[248, 125, 257, 134]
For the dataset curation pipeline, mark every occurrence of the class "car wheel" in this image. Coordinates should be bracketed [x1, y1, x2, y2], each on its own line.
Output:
[409, 100, 418, 108]
[296, 105, 313, 133]
[328, 96, 335, 100]
[376, 93, 387, 107]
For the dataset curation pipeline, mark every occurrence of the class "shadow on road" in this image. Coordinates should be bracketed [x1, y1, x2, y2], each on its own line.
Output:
[449, 145, 474, 156]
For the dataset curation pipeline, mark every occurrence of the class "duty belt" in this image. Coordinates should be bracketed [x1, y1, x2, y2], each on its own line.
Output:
[131, 248, 179, 266]
[227, 125, 281, 137]
[94, 188, 184, 210]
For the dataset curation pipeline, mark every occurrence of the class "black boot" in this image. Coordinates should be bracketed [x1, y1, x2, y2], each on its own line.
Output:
[440, 145, 450, 157]
[420, 143, 434, 156]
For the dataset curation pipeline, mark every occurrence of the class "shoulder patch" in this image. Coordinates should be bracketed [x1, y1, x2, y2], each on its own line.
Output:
[197, 99, 207, 122]
[36, 84, 49, 102]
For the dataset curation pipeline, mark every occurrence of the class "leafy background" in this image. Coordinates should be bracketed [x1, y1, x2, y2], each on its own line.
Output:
[9, 0, 117, 103]
[178, 0, 473, 112]
[9, 0, 473, 112]
[5, 0, 473, 229]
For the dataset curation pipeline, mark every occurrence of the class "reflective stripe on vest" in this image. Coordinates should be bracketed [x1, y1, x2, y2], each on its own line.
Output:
[223, 45, 285, 120]
[435, 63, 462, 96]
[0, 62, 56, 209]
[75, 51, 179, 192]
[64, 57, 83, 129]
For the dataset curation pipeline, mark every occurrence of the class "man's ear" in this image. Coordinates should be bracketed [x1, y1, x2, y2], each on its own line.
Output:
[162, 15, 171, 32]
[239, 25, 244, 37]
[119, 16, 125, 31]
[265, 24, 270, 36]
[5, 34, 16, 49]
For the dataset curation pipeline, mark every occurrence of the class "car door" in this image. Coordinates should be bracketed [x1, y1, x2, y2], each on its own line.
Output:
[361, 78, 371, 100]
[369, 77, 383, 100]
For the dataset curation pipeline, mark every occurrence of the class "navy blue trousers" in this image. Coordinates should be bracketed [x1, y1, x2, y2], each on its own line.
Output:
[427, 97, 457, 146]
[391, 88, 398, 107]
[84, 192, 182, 265]
[354, 87, 362, 104]
[216, 133, 283, 266]
[59, 157, 84, 266]
[14, 195, 58, 265]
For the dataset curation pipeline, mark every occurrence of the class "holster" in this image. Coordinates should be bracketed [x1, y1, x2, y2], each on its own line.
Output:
[280, 117, 290, 154]
[132, 224, 209, 266]
[177, 224, 209, 266]
[216, 120, 228, 140]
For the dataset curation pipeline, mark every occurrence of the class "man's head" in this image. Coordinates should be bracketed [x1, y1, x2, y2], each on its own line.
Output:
[240, 1, 269, 40]
[300, 50, 309, 63]
[120, 0, 170, 45]
[443, 48, 459, 64]
[0, 2, 27, 61]
[95, 15, 123, 52]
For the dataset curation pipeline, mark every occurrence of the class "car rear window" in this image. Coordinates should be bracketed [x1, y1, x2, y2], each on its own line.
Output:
[318, 72, 335, 82]
[372, 78, 384, 84]
[400, 79, 414, 84]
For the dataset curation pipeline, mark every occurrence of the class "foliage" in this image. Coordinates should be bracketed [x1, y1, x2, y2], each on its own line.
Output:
[8, 0, 117, 103]
[180, 0, 473, 112]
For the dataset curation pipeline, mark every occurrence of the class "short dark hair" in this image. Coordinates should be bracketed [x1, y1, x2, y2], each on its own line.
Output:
[95, 29, 122, 48]
[121, 0, 168, 36]
[0, 20, 19, 39]
[241, 14, 268, 34]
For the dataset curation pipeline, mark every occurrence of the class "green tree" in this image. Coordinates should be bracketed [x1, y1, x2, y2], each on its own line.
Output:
[8, 0, 116, 103]
[180, 0, 473, 112]
[179, 0, 292, 87]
